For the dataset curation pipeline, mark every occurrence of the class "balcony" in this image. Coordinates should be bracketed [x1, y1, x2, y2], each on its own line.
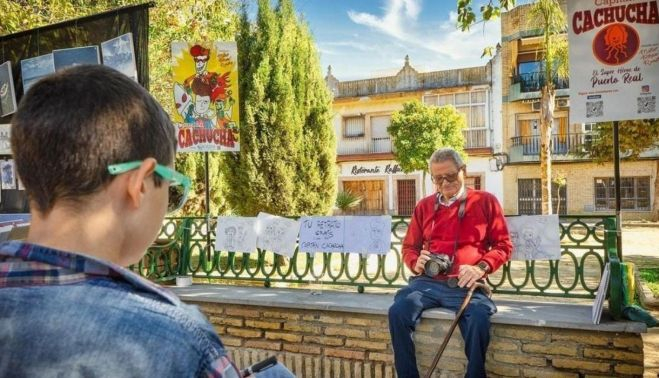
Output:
[508, 72, 570, 102]
[509, 132, 591, 162]
[337, 137, 393, 156]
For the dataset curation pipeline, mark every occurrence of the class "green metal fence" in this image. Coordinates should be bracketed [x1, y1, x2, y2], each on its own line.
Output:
[131, 215, 617, 299]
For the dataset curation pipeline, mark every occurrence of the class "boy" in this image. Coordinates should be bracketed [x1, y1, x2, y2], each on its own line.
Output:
[0, 65, 291, 377]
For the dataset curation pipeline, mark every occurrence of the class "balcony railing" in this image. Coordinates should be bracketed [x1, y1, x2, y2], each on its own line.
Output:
[337, 137, 392, 155]
[463, 128, 488, 149]
[511, 132, 591, 156]
[512, 72, 569, 93]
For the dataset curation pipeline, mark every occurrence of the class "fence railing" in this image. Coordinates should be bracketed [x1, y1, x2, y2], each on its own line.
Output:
[131, 215, 617, 299]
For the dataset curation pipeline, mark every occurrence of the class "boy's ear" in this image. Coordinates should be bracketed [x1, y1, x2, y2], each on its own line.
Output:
[125, 158, 158, 209]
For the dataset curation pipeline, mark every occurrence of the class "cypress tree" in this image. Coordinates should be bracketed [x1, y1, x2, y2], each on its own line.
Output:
[224, 0, 335, 216]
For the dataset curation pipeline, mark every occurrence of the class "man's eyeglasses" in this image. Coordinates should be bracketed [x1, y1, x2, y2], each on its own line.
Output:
[431, 171, 461, 185]
[108, 161, 191, 213]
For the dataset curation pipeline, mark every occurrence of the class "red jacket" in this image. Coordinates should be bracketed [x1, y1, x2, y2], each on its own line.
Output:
[402, 188, 512, 278]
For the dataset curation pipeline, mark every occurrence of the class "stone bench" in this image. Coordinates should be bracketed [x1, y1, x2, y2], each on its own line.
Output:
[171, 284, 646, 378]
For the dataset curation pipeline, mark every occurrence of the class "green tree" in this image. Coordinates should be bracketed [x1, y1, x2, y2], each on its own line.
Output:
[388, 101, 466, 196]
[222, 0, 336, 216]
[588, 120, 659, 221]
[1, 0, 240, 216]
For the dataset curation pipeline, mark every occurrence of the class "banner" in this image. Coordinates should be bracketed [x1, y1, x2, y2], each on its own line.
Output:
[568, 0, 659, 123]
[171, 42, 240, 152]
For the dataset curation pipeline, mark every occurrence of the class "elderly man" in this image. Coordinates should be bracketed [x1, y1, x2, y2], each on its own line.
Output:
[388, 147, 512, 378]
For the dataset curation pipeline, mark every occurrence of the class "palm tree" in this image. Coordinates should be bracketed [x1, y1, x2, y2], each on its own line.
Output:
[529, 0, 569, 214]
[335, 190, 363, 215]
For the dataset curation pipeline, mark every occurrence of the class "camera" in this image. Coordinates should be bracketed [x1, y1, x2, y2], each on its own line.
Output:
[424, 253, 453, 277]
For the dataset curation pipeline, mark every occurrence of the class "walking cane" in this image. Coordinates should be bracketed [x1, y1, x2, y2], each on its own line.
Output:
[424, 281, 492, 378]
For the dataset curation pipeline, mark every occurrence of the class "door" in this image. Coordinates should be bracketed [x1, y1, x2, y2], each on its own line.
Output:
[396, 179, 416, 216]
[343, 180, 385, 215]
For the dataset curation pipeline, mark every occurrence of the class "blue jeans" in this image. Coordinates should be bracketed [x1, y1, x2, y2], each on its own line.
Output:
[388, 276, 496, 378]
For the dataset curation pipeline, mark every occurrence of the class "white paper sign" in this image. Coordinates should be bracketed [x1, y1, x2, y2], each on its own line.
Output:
[0, 125, 11, 155]
[298, 216, 345, 253]
[0, 160, 16, 190]
[506, 215, 561, 260]
[214, 216, 257, 253]
[592, 263, 611, 324]
[255, 212, 300, 258]
[344, 216, 392, 255]
[568, 0, 659, 123]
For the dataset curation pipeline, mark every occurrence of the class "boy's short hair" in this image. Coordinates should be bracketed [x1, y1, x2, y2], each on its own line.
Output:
[11, 65, 176, 214]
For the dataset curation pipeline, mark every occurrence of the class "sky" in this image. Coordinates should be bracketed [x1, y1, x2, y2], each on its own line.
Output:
[291, 0, 503, 81]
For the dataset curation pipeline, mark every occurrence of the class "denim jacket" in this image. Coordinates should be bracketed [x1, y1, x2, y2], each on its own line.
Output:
[0, 241, 243, 378]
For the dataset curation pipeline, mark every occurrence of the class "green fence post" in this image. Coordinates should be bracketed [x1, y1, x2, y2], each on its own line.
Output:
[604, 216, 622, 320]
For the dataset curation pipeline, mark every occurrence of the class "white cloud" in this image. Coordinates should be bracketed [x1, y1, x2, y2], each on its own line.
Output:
[347, 0, 421, 41]
[346, 0, 501, 70]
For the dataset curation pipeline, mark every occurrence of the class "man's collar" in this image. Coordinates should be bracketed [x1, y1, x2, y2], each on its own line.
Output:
[438, 185, 466, 206]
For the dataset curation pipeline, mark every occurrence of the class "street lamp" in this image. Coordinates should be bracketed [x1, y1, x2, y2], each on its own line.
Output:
[488, 152, 509, 172]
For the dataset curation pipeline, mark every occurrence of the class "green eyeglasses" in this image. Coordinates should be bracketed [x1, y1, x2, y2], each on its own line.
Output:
[108, 161, 191, 213]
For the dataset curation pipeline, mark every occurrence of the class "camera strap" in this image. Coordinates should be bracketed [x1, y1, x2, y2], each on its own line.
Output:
[451, 192, 468, 262]
[430, 190, 468, 263]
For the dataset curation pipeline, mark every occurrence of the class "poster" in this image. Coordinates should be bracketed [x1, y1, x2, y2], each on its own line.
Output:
[214, 216, 257, 253]
[568, 0, 659, 123]
[343, 216, 392, 255]
[592, 263, 611, 324]
[53, 46, 101, 71]
[0, 160, 16, 190]
[101, 33, 138, 81]
[171, 41, 240, 152]
[506, 215, 561, 260]
[20, 54, 55, 92]
[0, 62, 18, 117]
[298, 216, 345, 253]
[0, 124, 11, 155]
[255, 212, 299, 257]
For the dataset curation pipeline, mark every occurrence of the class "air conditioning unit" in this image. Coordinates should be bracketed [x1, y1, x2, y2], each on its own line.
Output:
[531, 101, 541, 111]
[557, 98, 569, 108]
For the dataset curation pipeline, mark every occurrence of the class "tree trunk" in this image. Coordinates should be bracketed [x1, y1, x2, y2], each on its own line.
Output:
[653, 160, 659, 221]
[540, 85, 554, 215]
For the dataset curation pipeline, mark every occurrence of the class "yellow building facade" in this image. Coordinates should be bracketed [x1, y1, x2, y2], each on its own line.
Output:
[500, 2, 657, 220]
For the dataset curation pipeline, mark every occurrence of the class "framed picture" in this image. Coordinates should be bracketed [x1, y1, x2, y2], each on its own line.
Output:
[20, 54, 55, 93]
[53, 46, 100, 71]
[0, 124, 11, 155]
[101, 33, 137, 81]
[0, 61, 18, 117]
[0, 159, 16, 190]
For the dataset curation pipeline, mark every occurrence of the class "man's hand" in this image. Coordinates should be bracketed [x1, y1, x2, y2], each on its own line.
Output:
[457, 264, 486, 288]
[413, 250, 431, 275]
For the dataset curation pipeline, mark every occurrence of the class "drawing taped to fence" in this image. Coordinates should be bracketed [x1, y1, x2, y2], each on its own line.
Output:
[255, 213, 300, 258]
[506, 214, 561, 260]
[214, 216, 257, 253]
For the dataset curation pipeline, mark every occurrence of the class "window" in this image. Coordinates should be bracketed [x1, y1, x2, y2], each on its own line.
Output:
[518, 61, 543, 75]
[518, 179, 567, 215]
[424, 91, 486, 130]
[370, 115, 391, 140]
[343, 116, 365, 138]
[594, 177, 650, 211]
[465, 175, 482, 190]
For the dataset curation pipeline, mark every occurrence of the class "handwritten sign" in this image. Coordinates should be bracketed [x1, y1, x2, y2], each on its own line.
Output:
[506, 215, 561, 261]
[568, 0, 659, 123]
[255, 212, 300, 258]
[215, 216, 257, 253]
[298, 216, 345, 253]
[344, 216, 392, 255]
